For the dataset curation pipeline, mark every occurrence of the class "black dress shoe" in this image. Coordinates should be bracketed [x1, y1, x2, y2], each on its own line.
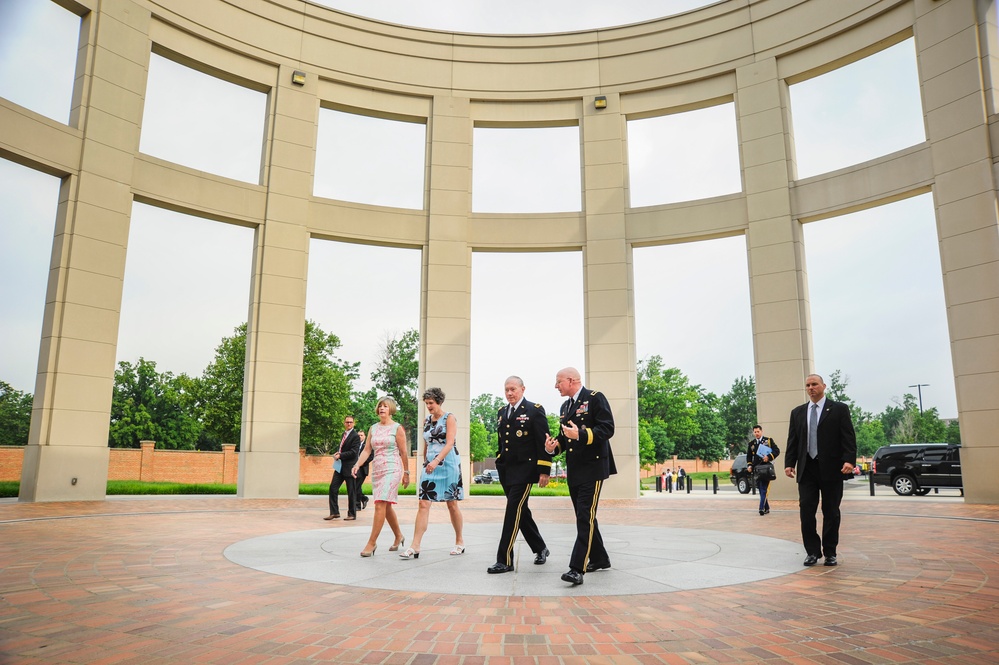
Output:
[487, 563, 514, 574]
[824, 555, 838, 566]
[561, 570, 584, 585]
[759, 510, 765, 515]
[764, 508, 770, 514]
[803, 554, 819, 566]
[585, 562, 611, 573]
[534, 548, 550, 565]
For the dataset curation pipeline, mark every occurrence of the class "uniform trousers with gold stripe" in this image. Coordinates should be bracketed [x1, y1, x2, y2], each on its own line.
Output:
[495, 481, 546, 566]
[567, 479, 609, 573]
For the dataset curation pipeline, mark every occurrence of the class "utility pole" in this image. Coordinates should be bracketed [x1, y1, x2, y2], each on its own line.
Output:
[908, 383, 929, 413]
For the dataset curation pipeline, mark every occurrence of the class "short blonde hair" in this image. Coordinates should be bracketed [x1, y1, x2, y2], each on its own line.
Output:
[376, 395, 398, 415]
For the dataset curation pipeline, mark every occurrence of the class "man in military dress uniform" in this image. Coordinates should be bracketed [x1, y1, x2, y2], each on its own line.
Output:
[545, 367, 616, 586]
[487, 376, 554, 573]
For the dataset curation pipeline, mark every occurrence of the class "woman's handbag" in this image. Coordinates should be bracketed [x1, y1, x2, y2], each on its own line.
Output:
[754, 462, 776, 481]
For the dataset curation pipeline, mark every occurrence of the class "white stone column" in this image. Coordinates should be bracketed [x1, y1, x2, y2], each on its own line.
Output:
[580, 93, 639, 499]
[237, 65, 316, 498]
[421, 95, 473, 485]
[916, 0, 999, 503]
[737, 58, 812, 500]
[19, 0, 150, 501]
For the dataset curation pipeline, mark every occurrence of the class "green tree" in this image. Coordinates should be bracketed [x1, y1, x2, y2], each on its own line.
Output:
[109, 358, 202, 449]
[0, 380, 33, 446]
[470, 393, 504, 435]
[673, 390, 728, 463]
[825, 370, 872, 427]
[370, 329, 420, 449]
[198, 324, 247, 448]
[856, 419, 888, 457]
[546, 412, 566, 475]
[300, 321, 360, 454]
[913, 406, 947, 443]
[547, 412, 561, 437]
[644, 418, 673, 464]
[350, 386, 379, 436]
[468, 420, 491, 462]
[636, 356, 699, 452]
[944, 418, 961, 445]
[637, 421, 657, 468]
[879, 396, 912, 442]
[719, 375, 757, 458]
[197, 321, 359, 452]
[880, 394, 949, 444]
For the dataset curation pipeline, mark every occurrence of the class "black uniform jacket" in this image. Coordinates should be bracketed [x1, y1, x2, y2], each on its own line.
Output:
[495, 400, 553, 485]
[554, 387, 616, 487]
[747, 436, 780, 466]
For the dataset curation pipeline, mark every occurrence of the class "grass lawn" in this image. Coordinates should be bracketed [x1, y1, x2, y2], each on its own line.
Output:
[0, 480, 573, 498]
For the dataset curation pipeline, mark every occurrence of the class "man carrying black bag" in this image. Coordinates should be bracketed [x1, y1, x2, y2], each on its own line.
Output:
[747, 425, 780, 516]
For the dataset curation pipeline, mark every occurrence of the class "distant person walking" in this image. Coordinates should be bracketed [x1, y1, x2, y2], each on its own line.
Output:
[785, 374, 856, 567]
[326, 416, 361, 521]
[747, 425, 780, 515]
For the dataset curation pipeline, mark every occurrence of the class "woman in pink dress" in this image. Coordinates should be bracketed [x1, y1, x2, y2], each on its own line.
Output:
[352, 396, 410, 557]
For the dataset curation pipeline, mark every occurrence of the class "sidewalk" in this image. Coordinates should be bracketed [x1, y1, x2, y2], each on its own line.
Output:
[1, 492, 996, 663]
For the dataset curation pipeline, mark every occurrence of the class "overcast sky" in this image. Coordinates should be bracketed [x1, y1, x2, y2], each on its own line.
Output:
[0, 0, 959, 420]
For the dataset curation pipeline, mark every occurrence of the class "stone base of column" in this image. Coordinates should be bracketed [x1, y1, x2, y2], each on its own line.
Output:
[604, 454, 640, 499]
[765, 475, 797, 501]
[237, 450, 300, 498]
[19, 444, 110, 502]
[961, 447, 999, 505]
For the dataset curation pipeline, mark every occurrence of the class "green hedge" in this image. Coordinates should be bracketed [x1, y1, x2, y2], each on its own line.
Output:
[0, 479, 572, 498]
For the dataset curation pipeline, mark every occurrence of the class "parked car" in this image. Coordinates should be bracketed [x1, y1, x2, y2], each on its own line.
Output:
[473, 469, 500, 484]
[870, 443, 962, 496]
[729, 454, 752, 494]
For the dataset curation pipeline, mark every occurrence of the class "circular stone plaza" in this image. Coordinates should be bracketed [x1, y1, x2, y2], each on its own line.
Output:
[2, 0, 999, 663]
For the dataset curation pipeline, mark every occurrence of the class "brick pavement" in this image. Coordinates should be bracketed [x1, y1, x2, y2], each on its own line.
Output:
[1, 493, 998, 664]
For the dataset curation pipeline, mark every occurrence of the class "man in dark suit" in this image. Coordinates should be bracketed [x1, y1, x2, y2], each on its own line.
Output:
[784, 374, 856, 567]
[487, 376, 554, 574]
[544, 367, 616, 586]
[326, 415, 361, 521]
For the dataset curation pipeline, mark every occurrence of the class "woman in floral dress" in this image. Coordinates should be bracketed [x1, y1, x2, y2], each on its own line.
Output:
[352, 396, 409, 557]
[399, 387, 465, 559]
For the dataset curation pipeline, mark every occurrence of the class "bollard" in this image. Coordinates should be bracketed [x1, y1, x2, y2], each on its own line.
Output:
[869, 468, 875, 496]
[704, 477, 708, 491]
[712, 474, 719, 494]
[686, 476, 692, 493]
[656, 476, 662, 493]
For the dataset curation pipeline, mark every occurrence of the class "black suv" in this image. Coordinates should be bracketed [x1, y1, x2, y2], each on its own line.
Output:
[871, 443, 962, 496]
[729, 454, 752, 494]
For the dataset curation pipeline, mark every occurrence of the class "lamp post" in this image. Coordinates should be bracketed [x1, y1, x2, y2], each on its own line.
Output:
[908, 383, 929, 413]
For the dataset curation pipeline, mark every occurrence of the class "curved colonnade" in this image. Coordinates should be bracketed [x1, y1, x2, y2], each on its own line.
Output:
[4, 0, 999, 502]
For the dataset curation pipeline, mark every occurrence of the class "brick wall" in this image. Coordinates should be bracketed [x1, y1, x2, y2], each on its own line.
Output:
[2, 443, 242, 484]
[0, 446, 24, 481]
